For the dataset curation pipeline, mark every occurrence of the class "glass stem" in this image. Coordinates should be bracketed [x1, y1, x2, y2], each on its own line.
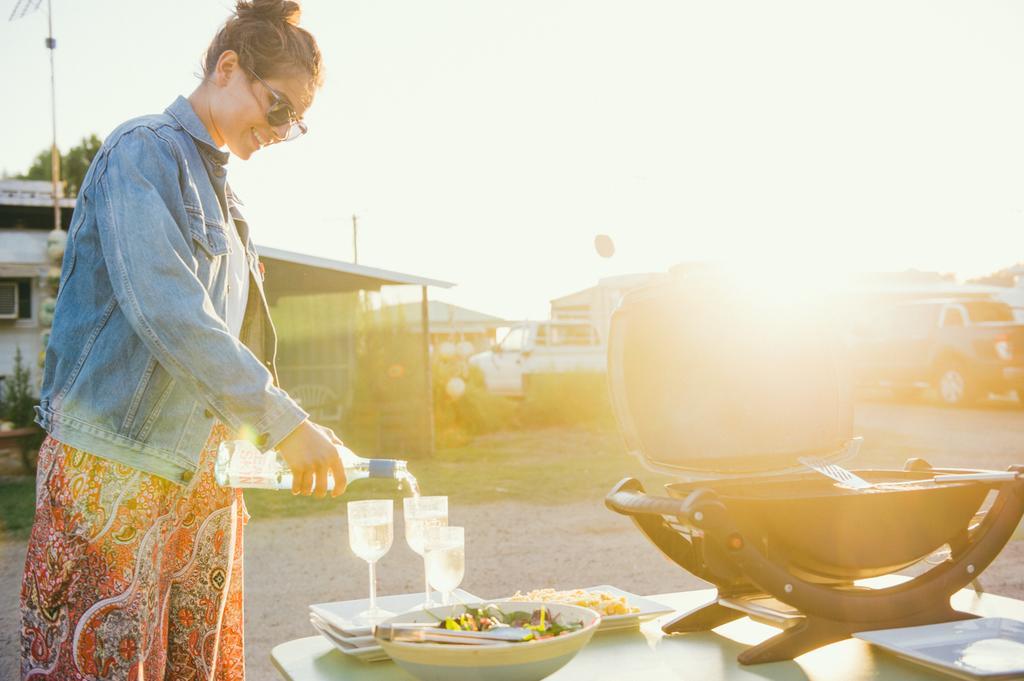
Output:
[443, 589, 451, 606]
[368, 560, 377, 613]
[423, 557, 431, 607]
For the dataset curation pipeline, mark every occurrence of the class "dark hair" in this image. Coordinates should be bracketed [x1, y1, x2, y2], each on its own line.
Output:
[203, 0, 323, 103]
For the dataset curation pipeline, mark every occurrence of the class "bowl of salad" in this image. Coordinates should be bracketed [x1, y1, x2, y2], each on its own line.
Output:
[373, 601, 601, 681]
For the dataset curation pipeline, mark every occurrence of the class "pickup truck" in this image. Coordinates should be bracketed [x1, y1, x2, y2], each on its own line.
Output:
[468, 321, 606, 396]
[853, 298, 1024, 405]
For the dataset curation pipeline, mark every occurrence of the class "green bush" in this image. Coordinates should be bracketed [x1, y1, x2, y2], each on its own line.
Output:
[341, 302, 615, 448]
[2, 347, 36, 427]
[520, 372, 616, 429]
[1, 347, 44, 473]
[432, 359, 517, 447]
[342, 301, 434, 456]
[432, 366, 616, 439]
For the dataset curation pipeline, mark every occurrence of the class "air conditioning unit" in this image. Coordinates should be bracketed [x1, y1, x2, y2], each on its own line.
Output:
[0, 281, 19, 319]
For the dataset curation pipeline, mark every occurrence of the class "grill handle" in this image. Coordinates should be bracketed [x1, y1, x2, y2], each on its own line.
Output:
[605, 477, 722, 582]
[605, 477, 688, 518]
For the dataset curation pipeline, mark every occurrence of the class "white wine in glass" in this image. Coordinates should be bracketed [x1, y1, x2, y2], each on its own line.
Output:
[348, 499, 395, 623]
[403, 496, 448, 607]
[424, 525, 465, 607]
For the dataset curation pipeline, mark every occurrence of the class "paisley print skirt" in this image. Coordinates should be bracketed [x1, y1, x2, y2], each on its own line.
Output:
[20, 424, 247, 680]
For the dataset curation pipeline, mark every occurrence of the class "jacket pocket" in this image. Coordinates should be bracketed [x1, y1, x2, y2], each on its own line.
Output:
[186, 209, 230, 259]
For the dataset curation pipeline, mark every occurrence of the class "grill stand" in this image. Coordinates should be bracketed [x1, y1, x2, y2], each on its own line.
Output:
[606, 463, 1024, 665]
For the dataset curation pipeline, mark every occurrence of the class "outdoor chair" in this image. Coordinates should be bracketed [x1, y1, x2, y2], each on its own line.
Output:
[289, 384, 344, 424]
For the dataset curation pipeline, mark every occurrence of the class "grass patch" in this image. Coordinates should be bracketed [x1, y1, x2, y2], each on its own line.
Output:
[0, 427, 673, 535]
[242, 425, 672, 523]
[0, 477, 37, 540]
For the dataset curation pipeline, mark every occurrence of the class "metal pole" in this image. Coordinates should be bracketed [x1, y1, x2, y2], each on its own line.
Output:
[46, 0, 60, 230]
[420, 285, 434, 456]
[352, 213, 358, 264]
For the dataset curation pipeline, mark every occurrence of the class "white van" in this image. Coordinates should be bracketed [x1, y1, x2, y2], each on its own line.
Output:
[468, 321, 606, 396]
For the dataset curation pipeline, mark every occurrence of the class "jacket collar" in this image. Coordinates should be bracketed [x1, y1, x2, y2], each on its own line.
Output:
[166, 96, 230, 166]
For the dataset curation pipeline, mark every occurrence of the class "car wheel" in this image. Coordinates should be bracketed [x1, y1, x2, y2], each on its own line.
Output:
[936, 363, 975, 406]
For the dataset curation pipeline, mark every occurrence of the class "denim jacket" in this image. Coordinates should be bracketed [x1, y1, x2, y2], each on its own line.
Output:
[35, 96, 308, 484]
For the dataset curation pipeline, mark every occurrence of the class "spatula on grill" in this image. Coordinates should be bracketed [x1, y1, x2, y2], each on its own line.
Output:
[798, 457, 873, 490]
[799, 457, 1020, 490]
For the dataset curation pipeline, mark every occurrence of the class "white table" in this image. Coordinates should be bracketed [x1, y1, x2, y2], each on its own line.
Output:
[271, 586, 1024, 680]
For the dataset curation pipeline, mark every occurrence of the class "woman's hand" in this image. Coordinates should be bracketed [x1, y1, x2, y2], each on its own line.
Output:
[275, 420, 348, 498]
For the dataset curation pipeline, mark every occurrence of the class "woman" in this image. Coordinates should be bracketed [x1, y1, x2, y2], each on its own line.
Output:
[20, 2, 345, 678]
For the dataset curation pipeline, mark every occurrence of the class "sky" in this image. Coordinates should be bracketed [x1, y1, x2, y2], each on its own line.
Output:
[4, 0, 1024, 320]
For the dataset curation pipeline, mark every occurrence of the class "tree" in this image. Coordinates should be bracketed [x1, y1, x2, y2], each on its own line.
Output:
[21, 134, 103, 198]
[1, 347, 44, 472]
[2, 347, 36, 429]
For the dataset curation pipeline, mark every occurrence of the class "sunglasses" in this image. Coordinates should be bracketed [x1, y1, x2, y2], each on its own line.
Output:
[246, 67, 308, 142]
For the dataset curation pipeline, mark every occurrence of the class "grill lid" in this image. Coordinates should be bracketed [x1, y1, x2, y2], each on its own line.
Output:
[607, 267, 855, 478]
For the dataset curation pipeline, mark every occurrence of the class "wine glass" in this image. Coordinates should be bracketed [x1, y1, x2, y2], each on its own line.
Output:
[347, 499, 395, 623]
[424, 525, 465, 607]
[403, 496, 448, 607]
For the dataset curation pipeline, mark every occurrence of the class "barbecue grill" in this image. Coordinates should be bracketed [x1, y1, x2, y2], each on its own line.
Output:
[603, 268, 1024, 665]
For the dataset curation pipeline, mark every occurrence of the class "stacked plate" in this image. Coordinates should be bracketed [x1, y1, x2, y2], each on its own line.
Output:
[309, 589, 481, 663]
[854, 617, 1024, 680]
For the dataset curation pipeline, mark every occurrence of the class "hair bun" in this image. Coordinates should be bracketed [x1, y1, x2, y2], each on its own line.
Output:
[236, 0, 301, 27]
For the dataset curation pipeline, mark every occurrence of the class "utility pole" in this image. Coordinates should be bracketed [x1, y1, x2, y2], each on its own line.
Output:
[46, 0, 60, 231]
[9, 0, 62, 231]
[351, 213, 359, 264]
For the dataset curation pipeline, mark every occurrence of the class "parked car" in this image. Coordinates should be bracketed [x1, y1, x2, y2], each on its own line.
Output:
[852, 298, 1024, 405]
[468, 321, 605, 396]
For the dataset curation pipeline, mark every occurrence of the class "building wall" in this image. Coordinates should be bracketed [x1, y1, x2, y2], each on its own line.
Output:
[995, 280, 1024, 318]
[269, 291, 359, 425]
[550, 274, 660, 344]
[0, 229, 48, 382]
[0, 324, 42, 379]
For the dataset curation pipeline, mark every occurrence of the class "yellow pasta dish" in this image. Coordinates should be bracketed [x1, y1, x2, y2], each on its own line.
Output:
[509, 589, 639, 616]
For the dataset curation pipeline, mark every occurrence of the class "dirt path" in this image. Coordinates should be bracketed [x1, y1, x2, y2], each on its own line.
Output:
[2, 498, 1021, 681]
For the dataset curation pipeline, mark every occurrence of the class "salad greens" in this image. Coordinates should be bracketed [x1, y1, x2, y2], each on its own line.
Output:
[429, 604, 584, 641]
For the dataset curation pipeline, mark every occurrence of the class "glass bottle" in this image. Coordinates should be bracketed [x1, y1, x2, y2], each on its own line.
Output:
[214, 439, 412, 492]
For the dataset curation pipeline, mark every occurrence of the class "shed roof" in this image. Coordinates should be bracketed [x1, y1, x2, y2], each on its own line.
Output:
[256, 245, 455, 299]
[387, 300, 507, 327]
[0, 180, 75, 230]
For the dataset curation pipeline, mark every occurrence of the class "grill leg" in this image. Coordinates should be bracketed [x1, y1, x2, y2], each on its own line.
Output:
[662, 600, 744, 634]
[737, 617, 848, 665]
[736, 606, 977, 665]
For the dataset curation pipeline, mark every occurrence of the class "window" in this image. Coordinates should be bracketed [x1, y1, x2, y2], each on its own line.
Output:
[964, 301, 1013, 324]
[942, 308, 965, 328]
[0, 279, 31, 320]
[17, 280, 31, 320]
[499, 327, 527, 352]
[533, 325, 548, 347]
[891, 305, 938, 337]
[549, 324, 597, 347]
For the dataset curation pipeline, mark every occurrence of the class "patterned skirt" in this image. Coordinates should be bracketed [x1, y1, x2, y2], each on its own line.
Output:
[20, 424, 247, 681]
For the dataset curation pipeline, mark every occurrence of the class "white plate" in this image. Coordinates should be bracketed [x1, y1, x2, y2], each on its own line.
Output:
[854, 617, 1024, 680]
[585, 585, 674, 631]
[309, 589, 482, 655]
[309, 613, 374, 646]
[309, 616, 391, 662]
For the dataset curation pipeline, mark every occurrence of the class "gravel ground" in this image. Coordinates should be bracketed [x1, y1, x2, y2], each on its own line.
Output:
[0, 499, 711, 681]
[2, 397, 1022, 680]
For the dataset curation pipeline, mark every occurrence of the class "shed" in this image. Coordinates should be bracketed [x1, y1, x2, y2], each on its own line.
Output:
[382, 300, 507, 353]
[258, 246, 455, 457]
